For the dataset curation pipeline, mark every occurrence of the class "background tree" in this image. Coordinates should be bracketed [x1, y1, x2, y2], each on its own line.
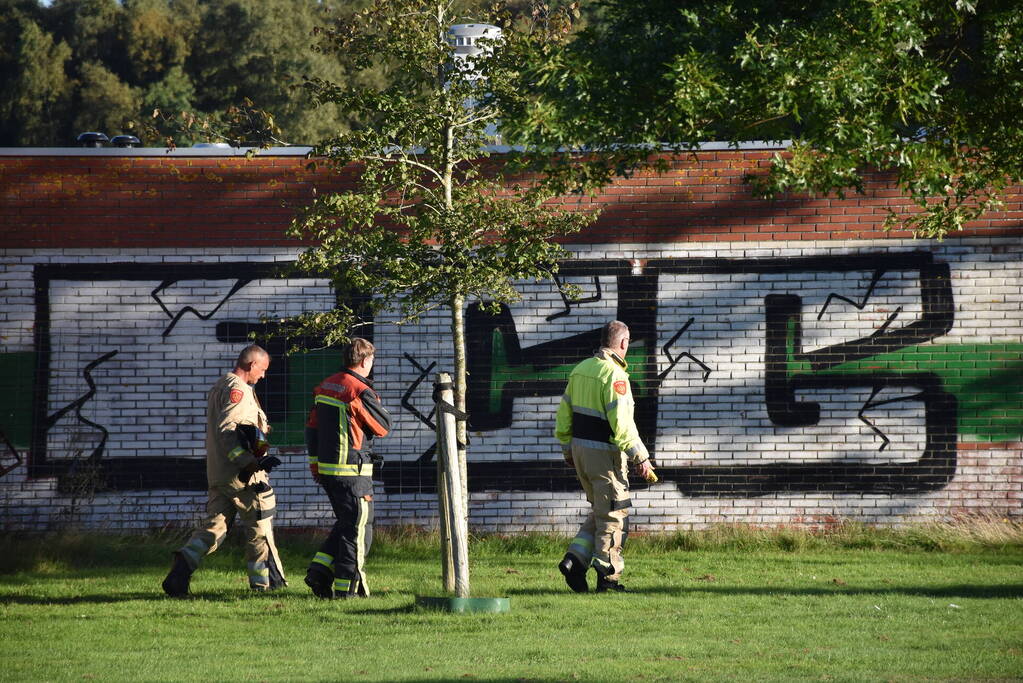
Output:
[0, 6, 73, 146]
[123, 0, 196, 85]
[0, 0, 598, 147]
[47, 0, 123, 69]
[126, 0, 200, 138]
[498, 0, 1023, 239]
[0, 0, 357, 146]
[73, 60, 142, 138]
[183, 0, 350, 145]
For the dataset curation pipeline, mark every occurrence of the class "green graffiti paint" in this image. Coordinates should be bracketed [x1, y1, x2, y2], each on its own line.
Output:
[486, 329, 652, 414]
[0, 352, 34, 448]
[796, 344, 1023, 443]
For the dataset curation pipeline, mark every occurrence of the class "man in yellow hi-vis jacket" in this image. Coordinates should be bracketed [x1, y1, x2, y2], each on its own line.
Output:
[555, 321, 654, 593]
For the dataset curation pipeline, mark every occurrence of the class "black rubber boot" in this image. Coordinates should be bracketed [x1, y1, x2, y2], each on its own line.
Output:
[162, 552, 193, 597]
[558, 553, 589, 593]
[304, 567, 334, 600]
[334, 590, 367, 600]
[595, 575, 628, 593]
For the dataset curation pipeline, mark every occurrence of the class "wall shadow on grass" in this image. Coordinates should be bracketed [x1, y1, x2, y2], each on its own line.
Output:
[505, 583, 1023, 600]
[0, 591, 217, 605]
[629, 583, 1023, 600]
[0, 589, 419, 612]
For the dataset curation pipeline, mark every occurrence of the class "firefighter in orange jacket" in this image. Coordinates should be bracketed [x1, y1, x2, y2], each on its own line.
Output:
[304, 338, 392, 599]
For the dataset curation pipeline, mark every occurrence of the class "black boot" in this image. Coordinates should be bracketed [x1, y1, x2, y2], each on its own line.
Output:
[304, 567, 334, 600]
[558, 553, 589, 593]
[595, 575, 628, 593]
[162, 552, 193, 597]
[334, 589, 367, 600]
[334, 575, 368, 599]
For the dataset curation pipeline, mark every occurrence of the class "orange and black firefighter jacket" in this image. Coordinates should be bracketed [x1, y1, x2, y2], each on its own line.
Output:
[305, 369, 391, 483]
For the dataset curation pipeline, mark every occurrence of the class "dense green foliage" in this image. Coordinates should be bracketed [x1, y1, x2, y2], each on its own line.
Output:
[0, 0, 356, 146]
[1, 528, 1021, 681]
[0, 0, 587, 147]
[498, 0, 1023, 238]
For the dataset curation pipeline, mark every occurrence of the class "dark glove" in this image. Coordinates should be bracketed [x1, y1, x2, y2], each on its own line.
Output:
[256, 455, 282, 473]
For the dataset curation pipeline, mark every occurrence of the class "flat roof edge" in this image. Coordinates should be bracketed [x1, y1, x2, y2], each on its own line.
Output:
[0, 146, 316, 157]
[0, 141, 791, 157]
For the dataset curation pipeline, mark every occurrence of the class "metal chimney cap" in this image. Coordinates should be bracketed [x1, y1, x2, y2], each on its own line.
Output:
[76, 132, 109, 148]
[110, 135, 141, 148]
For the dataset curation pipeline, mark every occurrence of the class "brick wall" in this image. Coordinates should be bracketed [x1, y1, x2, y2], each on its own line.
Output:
[1, 146, 1020, 533]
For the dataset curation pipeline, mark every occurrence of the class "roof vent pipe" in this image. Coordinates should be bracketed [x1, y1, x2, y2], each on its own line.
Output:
[111, 135, 141, 148]
[76, 132, 109, 148]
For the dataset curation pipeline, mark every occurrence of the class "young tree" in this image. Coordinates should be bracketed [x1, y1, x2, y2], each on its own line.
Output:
[285, 0, 589, 540]
[498, 0, 1023, 239]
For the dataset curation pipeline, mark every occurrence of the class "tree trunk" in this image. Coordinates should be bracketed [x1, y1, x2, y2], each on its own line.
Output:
[451, 293, 469, 520]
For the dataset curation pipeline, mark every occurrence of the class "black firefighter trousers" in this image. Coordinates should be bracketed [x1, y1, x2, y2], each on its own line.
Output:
[308, 475, 374, 597]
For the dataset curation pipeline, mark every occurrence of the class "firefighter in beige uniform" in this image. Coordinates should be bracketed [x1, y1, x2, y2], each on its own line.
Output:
[162, 345, 287, 596]
[555, 321, 654, 593]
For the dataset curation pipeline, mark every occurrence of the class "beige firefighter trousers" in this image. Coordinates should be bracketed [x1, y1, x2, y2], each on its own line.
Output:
[566, 442, 631, 581]
[177, 469, 286, 589]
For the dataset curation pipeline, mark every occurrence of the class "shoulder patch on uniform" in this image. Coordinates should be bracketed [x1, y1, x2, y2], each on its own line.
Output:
[613, 380, 627, 396]
[229, 389, 244, 404]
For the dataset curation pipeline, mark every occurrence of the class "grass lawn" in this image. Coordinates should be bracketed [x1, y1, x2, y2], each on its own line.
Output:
[0, 526, 1020, 682]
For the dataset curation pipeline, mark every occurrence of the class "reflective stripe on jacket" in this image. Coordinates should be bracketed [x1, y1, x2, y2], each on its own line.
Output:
[554, 348, 649, 465]
[306, 369, 391, 478]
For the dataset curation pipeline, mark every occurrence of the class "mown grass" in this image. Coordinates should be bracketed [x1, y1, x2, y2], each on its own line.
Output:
[1, 521, 1021, 682]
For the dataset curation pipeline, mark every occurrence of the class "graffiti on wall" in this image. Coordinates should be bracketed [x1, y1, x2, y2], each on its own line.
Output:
[27, 262, 340, 490]
[382, 252, 969, 495]
[10, 252, 1022, 495]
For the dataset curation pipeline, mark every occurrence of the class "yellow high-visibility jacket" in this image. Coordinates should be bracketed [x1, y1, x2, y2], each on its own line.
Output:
[555, 348, 649, 465]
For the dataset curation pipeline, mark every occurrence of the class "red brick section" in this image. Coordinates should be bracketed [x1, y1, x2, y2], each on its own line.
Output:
[1, 151, 1020, 248]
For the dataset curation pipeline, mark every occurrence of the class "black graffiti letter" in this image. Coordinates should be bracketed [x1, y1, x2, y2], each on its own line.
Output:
[764, 294, 821, 427]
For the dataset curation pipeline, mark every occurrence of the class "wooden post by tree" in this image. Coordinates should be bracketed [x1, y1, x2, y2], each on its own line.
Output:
[434, 372, 469, 598]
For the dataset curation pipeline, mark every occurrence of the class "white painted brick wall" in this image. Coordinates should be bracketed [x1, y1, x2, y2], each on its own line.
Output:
[0, 237, 1020, 532]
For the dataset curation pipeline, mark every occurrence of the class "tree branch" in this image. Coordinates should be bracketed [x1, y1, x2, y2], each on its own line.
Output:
[364, 154, 445, 183]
